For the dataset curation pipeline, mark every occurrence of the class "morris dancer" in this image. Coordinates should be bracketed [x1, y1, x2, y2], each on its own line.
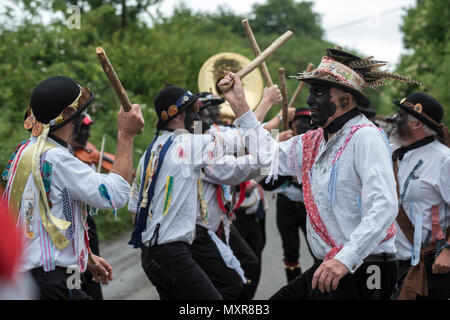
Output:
[128, 85, 275, 300]
[193, 88, 282, 300]
[389, 92, 450, 300]
[3, 76, 144, 300]
[220, 48, 429, 299]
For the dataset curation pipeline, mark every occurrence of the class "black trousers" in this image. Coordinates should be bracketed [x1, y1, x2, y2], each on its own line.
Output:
[81, 215, 103, 300]
[270, 255, 398, 300]
[141, 241, 222, 300]
[228, 223, 260, 300]
[393, 253, 450, 300]
[276, 194, 312, 264]
[30, 267, 93, 300]
[233, 205, 265, 264]
[190, 225, 243, 300]
[233, 205, 265, 299]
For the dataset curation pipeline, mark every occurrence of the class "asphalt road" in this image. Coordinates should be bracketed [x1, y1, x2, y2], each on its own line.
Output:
[99, 192, 314, 300]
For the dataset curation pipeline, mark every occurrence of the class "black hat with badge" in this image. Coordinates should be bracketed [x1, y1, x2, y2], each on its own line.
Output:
[24, 76, 94, 135]
[154, 85, 201, 129]
[196, 92, 225, 111]
[393, 92, 444, 136]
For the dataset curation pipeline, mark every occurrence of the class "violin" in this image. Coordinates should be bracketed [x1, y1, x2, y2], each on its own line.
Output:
[74, 142, 115, 172]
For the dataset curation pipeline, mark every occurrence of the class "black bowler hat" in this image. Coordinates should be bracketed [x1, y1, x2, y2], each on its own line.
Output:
[196, 92, 225, 111]
[393, 92, 444, 136]
[25, 76, 94, 132]
[154, 85, 201, 129]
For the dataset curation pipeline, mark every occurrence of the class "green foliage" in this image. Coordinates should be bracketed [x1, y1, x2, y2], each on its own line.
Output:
[250, 0, 323, 39]
[0, 1, 355, 241]
[380, 0, 450, 124]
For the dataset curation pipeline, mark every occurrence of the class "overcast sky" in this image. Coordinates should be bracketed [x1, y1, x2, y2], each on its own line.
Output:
[2, 0, 417, 70]
[149, 0, 417, 70]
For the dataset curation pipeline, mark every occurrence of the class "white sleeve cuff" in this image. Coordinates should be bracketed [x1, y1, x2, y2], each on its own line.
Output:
[233, 109, 260, 130]
[334, 247, 364, 274]
[105, 172, 132, 209]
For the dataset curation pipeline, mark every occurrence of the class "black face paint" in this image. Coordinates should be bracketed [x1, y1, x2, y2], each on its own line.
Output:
[395, 109, 414, 141]
[71, 112, 85, 141]
[206, 105, 221, 125]
[74, 124, 91, 147]
[306, 85, 337, 128]
[184, 105, 195, 131]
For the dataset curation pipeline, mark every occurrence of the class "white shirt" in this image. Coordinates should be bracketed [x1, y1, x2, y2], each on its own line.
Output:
[235, 113, 398, 273]
[128, 112, 270, 246]
[394, 140, 450, 261]
[7, 136, 130, 272]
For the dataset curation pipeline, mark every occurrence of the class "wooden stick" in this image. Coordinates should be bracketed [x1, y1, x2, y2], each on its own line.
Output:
[278, 68, 289, 131]
[288, 62, 314, 109]
[219, 30, 294, 92]
[96, 47, 132, 112]
[242, 19, 273, 87]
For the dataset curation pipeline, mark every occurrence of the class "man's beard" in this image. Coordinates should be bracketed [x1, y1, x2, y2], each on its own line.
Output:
[390, 127, 410, 147]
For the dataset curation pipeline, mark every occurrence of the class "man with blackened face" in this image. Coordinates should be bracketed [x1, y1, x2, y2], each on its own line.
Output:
[219, 48, 429, 300]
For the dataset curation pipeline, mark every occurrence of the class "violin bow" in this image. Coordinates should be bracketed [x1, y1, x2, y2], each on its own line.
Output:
[97, 134, 106, 173]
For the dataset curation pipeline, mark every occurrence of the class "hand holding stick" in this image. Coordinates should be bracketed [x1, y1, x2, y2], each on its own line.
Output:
[278, 68, 289, 131]
[219, 31, 294, 92]
[96, 47, 133, 112]
[242, 19, 273, 87]
[288, 62, 314, 109]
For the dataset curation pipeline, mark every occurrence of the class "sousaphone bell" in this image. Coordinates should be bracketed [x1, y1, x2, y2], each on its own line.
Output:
[198, 52, 264, 124]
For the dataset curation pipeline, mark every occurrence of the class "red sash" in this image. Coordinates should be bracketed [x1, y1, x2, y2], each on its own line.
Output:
[301, 125, 396, 260]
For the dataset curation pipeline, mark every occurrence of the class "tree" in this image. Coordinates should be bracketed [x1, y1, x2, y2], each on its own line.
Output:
[19, 0, 161, 27]
[250, 0, 323, 39]
[379, 0, 450, 125]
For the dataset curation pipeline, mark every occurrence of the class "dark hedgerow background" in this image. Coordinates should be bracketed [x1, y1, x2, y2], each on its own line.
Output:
[0, 0, 448, 241]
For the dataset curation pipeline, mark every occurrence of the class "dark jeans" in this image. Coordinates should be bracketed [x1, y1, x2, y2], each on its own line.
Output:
[191, 225, 243, 300]
[276, 194, 312, 264]
[394, 253, 450, 300]
[30, 267, 93, 300]
[270, 255, 399, 300]
[81, 215, 103, 300]
[141, 241, 222, 300]
[228, 223, 260, 300]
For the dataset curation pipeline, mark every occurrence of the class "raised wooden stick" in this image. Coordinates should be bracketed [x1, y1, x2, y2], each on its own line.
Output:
[288, 62, 314, 109]
[96, 47, 132, 112]
[278, 68, 289, 131]
[242, 19, 273, 87]
[219, 30, 294, 92]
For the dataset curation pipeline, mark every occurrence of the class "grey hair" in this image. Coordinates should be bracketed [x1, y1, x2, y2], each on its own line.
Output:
[406, 114, 437, 136]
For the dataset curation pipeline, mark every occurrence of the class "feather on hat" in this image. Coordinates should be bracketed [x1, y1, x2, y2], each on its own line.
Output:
[293, 48, 430, 107]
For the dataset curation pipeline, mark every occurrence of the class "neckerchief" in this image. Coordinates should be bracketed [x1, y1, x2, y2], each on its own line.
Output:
[392, 136, 435, 161]
[323, 108, 360, 138]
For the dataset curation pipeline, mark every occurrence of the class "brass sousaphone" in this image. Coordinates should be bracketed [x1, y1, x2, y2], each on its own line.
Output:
[198, 52, 264, 124]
